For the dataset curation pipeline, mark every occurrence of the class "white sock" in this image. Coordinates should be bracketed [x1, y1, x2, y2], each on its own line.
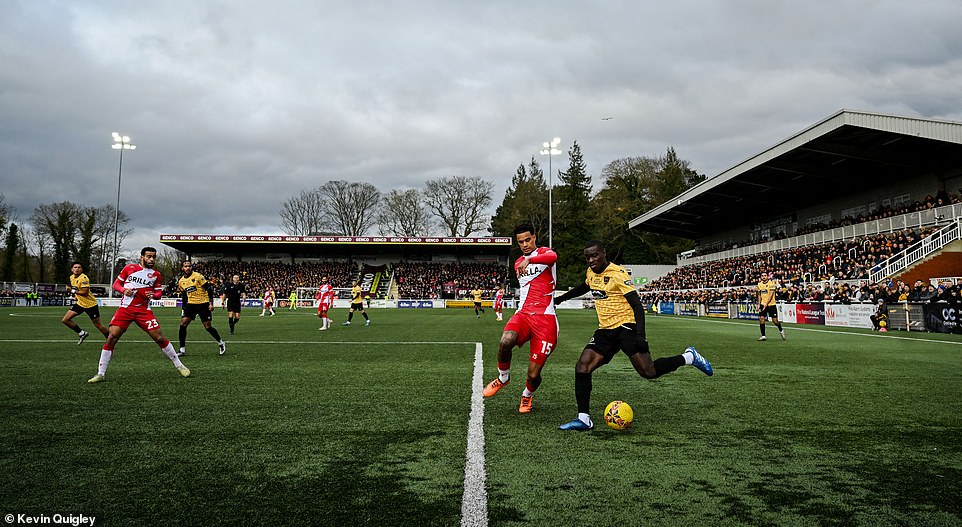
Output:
[161, 343, 184, 368]
[498, 368, 510, 383]
[682, 350, 694, 365]
[522, 387, 533, 397]
[97, 349, 112, 376]
[578, 413, 592, 426]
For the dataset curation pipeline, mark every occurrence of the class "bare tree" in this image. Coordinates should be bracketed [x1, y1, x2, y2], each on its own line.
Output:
[32, 202, 82, 283]
[155, 246, 186, 281]
[94, 204, 129, 283]
[21, 223, 50, 282]
[0, 193, 11, 239]
[280, 188, 329, 235]
[423, 175, 494, 237]
[318, 181, 381, 236]
[378, 189, 432, 236]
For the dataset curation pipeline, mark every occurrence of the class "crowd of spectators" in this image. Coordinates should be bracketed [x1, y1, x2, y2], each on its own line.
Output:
[177, 261, 358, 299]
[392, 261, 508, 299]
[159, 259, 510, 301]
[640, 279, 961, 306]
[690, 188, 961, 257]
[647, 228, 935, 292]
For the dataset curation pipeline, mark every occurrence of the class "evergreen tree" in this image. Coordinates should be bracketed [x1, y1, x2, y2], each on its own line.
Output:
[590, 147, 707, 265]
[73, 207, 100, 272]
[489, 159, 550, 286]
[1, 223, 19, 281]
[490, 158, 548, 238]
[552, 141, 593, 287]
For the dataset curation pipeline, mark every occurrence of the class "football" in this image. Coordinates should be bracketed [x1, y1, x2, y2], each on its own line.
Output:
[604, 400, 633, 430]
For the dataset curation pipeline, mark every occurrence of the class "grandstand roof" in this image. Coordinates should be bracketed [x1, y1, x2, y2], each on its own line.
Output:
[158, 234, 512, 258]
[628, 109, 962, 239]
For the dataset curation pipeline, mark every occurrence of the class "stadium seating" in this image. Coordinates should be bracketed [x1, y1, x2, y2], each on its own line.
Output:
[646, 228, 936, 293]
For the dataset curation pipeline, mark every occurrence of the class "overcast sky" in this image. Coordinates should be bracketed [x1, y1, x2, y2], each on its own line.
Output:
[2, 1, 961, 255]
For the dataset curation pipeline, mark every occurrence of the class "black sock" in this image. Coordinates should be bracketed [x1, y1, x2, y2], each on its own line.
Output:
[179, 326, 187, 348]
[760, 324, 766, 336]
[574, 371, 592, 414]
[206, 326, 222, 342]
[70, 326, 82, 334]
[776, 322, 783, 331]
[653, 355, 685, 377]
[348, 313, 354, 322]
[363, 313, 369, 320]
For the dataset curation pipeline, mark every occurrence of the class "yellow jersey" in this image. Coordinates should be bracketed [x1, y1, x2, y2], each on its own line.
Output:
[70, 273, 98, 309]
[472, 289, 483, 302]
[586, 263, 637, 329]
[758, 279, 778, 307]
[351, 285, 363, 303]
[178, 271, 211, 305]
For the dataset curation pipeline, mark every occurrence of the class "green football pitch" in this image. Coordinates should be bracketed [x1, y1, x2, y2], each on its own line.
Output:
[1, 306, 960, 526]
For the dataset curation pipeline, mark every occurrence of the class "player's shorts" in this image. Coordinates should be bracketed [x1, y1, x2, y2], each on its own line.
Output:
[494, 301, 503, 311]
[474, 301, 482, 307]
[504, 312, 558, 365]
[181, 302, 213, 322]
[226, 299, 242, 312]
[350, 302, 364, 311]
[69, 303, 102, 320]
[760, 305, 778, 319]
[585, 324, 645, 365]
[317, 302, 331, 314]
[110, 307, 160, 332]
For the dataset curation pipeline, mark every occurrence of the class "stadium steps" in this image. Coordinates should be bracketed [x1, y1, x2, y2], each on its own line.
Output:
[870, 219, 961, 283]
[895, 239, 962, 285]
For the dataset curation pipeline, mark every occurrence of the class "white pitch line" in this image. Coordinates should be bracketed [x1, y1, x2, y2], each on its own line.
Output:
[461, 342, 488, 527]
[0, 339, 482, 345]
[665, 315, 962, 346]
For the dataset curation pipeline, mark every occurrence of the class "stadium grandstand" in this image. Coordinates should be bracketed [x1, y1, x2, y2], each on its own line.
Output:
[627, 109, 962, 333]
[156, 235, 513, 306]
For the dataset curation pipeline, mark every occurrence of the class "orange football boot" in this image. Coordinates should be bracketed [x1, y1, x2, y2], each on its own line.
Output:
[482, 378, 508, 397]
[518, 395, 533, 413]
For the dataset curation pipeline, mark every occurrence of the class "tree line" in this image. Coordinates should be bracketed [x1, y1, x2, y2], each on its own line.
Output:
[280, 142, 705, 287]
[0, 141, 704, 288]
[0, 196, 136, 285]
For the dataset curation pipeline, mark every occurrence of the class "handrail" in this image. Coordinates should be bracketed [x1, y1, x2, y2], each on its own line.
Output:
[869, 218, 961, 283]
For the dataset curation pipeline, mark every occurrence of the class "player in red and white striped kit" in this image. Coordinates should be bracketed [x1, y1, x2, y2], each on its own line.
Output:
[483, 223, 559, 413]
[316, 276, 336, 330]
[87, 247, 190, 383]
[493, 286, 505, 321]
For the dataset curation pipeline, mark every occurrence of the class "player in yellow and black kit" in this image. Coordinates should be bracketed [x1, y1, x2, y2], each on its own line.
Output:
[471, 288, 485, 318]
[757, 271, 786, 341]
[342, 280, 371, 326]
[62, 261, 109, 345]
[553, 240, 714, 431]
[177, 261, 226, 356]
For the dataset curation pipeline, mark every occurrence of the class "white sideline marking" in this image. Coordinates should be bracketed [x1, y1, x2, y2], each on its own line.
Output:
[667, 316, 962, 346]
[0, 339, 481, 345]
[461, 342, 488, 527]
